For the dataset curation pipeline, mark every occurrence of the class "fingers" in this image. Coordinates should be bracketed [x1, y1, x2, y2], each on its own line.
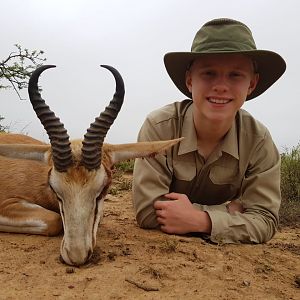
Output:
[164, 192, 181, 200]
[160, 224, 172, 234]
[153, 200, 166, 210]
[154, 193, 192, 235]
[153, 195, 180, 210]
[156, 216, 165, 225]
[156, 209, 167, 230]
[154, 201, 168, 226]
[155, 207, 165, 218]
[154, 193, 190, 214]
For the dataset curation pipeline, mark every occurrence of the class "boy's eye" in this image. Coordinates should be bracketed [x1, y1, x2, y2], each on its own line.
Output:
[201, 70, 215, 76]
[231, 72, 243, 77]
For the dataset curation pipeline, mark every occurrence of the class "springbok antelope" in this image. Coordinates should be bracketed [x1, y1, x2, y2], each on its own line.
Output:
[0, 65, 182, 266]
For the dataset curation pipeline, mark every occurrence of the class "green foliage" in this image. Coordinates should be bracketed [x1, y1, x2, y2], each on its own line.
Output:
[0, 44, 46, 99]
[280, 144, 300, 202]
[279, 144, 300, 227]
[0, 44, 46, 131]
[114, 159, 135, 173]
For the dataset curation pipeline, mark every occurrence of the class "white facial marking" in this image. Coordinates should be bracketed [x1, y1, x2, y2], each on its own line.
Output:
[51, 165, 109, 265]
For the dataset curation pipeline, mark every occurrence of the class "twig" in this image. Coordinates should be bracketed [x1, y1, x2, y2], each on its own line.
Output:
[125, 278, 159, 291]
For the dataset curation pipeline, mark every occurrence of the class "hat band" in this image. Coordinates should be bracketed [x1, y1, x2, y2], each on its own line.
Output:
[192, 40, 257, 53]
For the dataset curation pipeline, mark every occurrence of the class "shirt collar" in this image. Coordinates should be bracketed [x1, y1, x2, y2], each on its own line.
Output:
[219, 117, 239, 160]
[178, 103, 239, 159]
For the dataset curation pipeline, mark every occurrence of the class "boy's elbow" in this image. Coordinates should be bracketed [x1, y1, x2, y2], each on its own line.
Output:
[136, 211, 159, 229]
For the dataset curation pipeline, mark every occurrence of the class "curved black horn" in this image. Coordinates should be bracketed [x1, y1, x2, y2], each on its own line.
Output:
[28, 65, 73, 172]
[81, 65, 125, 170]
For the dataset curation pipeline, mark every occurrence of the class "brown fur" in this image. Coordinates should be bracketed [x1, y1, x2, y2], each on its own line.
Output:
[0, 134, 59, 213]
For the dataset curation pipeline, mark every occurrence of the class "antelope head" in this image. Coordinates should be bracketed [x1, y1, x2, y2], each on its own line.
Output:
[1, 65, 182, 266]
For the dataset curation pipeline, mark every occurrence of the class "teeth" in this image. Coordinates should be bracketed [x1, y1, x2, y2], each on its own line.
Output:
[208, 98, 231, 104]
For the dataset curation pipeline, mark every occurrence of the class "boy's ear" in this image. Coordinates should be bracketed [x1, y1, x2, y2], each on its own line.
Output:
[248, 73, 260, 96]
[185, 70, 193, 93]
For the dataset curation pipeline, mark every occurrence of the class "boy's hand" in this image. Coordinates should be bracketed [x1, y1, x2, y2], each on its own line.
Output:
[154, 192, 212, 234]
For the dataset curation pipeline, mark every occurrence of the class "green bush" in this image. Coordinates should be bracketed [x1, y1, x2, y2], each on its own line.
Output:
[115, 159, 135, 173]
[279, 144, 300, 227]
[280, 144, 300, 202]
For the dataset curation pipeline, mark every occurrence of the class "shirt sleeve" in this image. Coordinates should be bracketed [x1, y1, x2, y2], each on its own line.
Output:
[203, 130, 281, 244]
[132, 117, 173, 228]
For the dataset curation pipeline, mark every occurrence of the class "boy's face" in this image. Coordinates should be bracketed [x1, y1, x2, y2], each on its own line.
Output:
[185, 54, 259, 124]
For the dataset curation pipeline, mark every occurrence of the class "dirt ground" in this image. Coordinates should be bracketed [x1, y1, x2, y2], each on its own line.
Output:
[0, 175, 299, 300]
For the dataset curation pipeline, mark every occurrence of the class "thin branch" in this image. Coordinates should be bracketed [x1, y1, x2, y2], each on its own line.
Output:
[0, 44, 46, 99]
[125, 278, 159, 292]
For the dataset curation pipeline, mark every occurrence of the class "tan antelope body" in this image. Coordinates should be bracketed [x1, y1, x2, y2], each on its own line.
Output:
[0, 65, 182, 266]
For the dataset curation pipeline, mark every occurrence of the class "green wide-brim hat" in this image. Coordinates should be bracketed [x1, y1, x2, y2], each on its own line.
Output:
[164, 18, 286, 101]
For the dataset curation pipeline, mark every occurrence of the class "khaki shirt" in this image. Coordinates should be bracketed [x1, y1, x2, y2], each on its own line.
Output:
[132, 100, 281, 244]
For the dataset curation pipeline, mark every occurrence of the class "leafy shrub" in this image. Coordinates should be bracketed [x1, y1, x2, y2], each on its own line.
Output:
[280, 144, 300, 202]
[279, 144, 300, 227]
[115, 159, 135, 173]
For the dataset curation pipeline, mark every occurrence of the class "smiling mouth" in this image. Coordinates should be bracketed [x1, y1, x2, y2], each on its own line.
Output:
[207, 98, 232, 104]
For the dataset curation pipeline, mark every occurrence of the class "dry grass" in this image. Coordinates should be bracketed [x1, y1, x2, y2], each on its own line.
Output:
[109, 161, 134, 196]
[279, 198, 300, 228]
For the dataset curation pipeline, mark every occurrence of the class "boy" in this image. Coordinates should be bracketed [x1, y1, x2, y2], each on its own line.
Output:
[132, 18, 286, 244]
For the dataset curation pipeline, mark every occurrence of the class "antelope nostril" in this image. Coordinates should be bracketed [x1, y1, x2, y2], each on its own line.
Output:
[61, 249, 82, 266]
[60, 246, 94, 266]
[86, 247, 101, 265]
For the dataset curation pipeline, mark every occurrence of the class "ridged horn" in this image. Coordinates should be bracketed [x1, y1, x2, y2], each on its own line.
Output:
[28, 65, 73, 172]
[81, 65, 125, 170]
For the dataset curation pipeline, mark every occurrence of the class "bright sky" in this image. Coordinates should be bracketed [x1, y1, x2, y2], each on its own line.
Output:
[1, 0, 299, 151]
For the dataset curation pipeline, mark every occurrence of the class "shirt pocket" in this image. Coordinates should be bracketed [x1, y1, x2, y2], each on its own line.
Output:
[209, 164, 239, 185]
[205, 164, 242, 204]
[173, 154, 196, 181]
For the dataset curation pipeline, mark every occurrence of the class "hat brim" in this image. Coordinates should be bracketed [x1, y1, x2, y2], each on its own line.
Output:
[164, 50, 286, 100]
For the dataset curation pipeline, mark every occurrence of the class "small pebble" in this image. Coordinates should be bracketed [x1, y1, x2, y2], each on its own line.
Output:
[242, 280, 251, 287]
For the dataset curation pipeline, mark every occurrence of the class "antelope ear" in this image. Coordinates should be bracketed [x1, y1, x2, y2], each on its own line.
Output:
[0, 144, 50, 162]
[107, 138, 183, 164]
